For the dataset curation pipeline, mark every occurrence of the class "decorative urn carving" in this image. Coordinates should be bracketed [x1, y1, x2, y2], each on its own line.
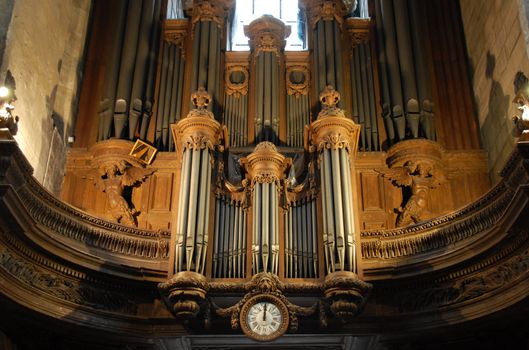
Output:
[321, 271, 372, 322]
[158, 271, 210, 320]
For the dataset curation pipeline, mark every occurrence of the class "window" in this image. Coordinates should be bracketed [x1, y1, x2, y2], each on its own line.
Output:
[230, 0, 305, 51]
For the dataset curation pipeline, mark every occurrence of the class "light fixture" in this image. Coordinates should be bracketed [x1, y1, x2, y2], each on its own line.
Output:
[0, 85, 18, 135]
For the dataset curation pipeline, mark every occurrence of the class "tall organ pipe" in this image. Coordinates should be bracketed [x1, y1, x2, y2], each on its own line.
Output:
[308, 87, 361, 274]
[241, 142, 290, 275]
[171, 88, 221, 275]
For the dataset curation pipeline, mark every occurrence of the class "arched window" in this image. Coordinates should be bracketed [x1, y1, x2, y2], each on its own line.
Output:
[230, 0, 305, 51]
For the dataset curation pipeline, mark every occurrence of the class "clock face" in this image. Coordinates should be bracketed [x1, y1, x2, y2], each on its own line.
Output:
[240, 295, 289, 341]
[247, 302, 282, 335]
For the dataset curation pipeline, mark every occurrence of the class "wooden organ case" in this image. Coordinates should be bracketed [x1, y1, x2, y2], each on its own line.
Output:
[2, 0, 515, 346]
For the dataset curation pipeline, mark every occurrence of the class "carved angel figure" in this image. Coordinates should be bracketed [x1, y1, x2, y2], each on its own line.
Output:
[382, 161, 445, 227]
[91, 160, 155, 226]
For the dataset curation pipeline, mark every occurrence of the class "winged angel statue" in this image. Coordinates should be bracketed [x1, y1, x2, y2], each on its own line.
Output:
[91, 160, 155, 226]
[382, 161, 445, 227]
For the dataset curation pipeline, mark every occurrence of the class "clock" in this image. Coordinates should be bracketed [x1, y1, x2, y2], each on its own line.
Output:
[239, 294, 289, 341]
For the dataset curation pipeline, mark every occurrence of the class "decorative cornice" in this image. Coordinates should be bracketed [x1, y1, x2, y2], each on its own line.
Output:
[191, 0, 233, 28]
[345, 17, 370, 50]
[240, 142, 292, 186]
[244, 15, 291, 56]
[360, 178, 515, 261]
[163, 19, 189, 57]
[0, 244, 139, 314]
[299, 0, 351, 29]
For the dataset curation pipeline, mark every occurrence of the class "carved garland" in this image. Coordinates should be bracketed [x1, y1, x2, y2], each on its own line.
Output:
[286, 65, 310, 97]
[225, 65, 249, 97]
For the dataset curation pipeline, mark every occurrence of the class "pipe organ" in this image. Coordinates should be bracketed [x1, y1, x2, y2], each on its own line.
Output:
[64, 0, 491, 336]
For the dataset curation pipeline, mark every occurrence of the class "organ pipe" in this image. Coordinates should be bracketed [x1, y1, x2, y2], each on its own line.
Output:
[307, 86, 361, 273]
[171, 88, 222, 274]
[241, 142, 291, 275]
[244, 15, 290, 143]
[98, 0, 163, 142]
[374, 0, 435, 143]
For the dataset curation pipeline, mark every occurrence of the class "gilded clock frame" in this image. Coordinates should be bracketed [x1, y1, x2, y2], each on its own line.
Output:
[239, 294, 289, 342]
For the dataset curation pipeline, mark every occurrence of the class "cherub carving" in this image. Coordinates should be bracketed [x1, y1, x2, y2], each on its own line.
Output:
[382, 160, 445, 227]
[91, 160, 155, 226]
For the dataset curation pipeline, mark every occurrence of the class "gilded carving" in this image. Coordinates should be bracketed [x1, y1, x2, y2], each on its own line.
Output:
[191, 0, 227, 28]
[300, 0, 351, 29]
[163, 19, 189, 57]
[212, 273, 317, 333]
[240, 142, 292, 187]
[172, 88, 223, 154]
[308, 86, 360, 156]
[286, 66, 310, 97]
[244, 15, 291, 57]
[346, 17, 370, 50]
[225, 65, 249, 97]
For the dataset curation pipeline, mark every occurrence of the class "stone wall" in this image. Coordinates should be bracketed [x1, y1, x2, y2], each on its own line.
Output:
[0, 0, 91, 195]
[460, 0, 529, 183]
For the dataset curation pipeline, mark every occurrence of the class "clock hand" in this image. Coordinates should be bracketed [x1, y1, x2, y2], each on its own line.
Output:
[263, 303, 267, 321]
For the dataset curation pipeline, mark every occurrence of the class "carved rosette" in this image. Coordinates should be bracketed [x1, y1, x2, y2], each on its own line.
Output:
[158, 271, 210, 319]
[286, 65, 310, 97]
[308, 86, 360, 156]
[171, 88, 223, 154]
[240, 142, 291, 187]
[346, 17, 370, 51]
[225, 65, 249, 97]
[300, 0, 351, 30]
[191, 0, 233, 28]
[321, 271, 372, 322]
[244, 15, 291, 57]
[164, 19, 189, 57]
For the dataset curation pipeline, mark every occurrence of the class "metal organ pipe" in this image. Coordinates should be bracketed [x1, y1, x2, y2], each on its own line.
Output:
[171, 88, 220, 275]
[309, 87, 361, 274]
